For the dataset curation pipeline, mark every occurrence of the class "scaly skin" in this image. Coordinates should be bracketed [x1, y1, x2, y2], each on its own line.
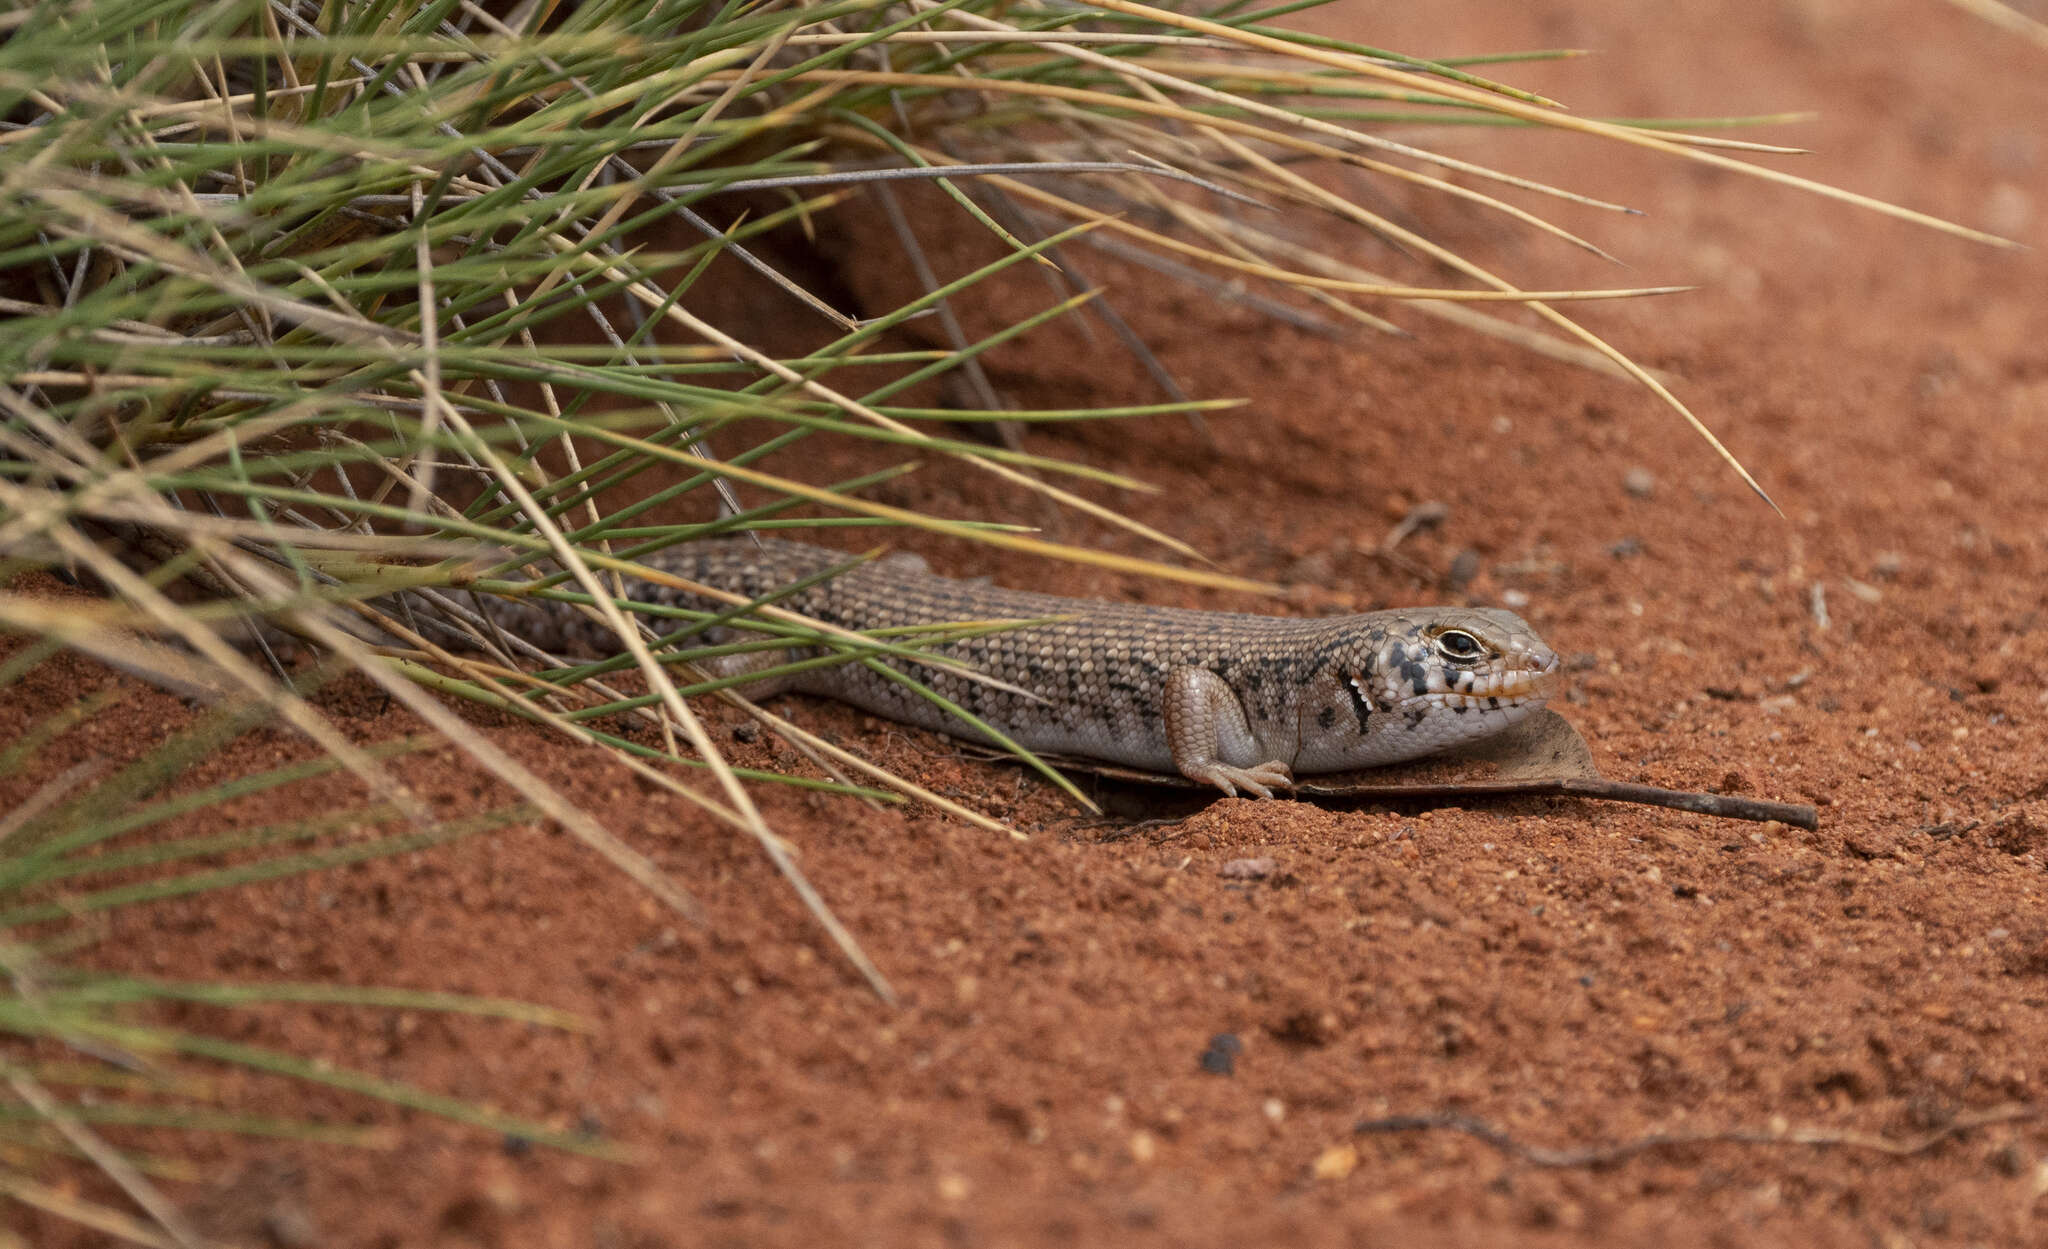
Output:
[483, 539, 1563, 798]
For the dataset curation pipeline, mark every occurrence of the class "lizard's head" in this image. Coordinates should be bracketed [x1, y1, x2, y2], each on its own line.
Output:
[1351, 607, 1561, 761]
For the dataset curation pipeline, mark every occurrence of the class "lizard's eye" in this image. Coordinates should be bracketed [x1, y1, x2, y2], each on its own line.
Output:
[1432, 629, 1484, 662]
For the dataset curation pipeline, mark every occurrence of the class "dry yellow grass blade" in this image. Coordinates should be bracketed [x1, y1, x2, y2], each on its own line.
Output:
[1106, 55, 1813, 157]
[976, 165, 1682, 300]
[500, 412, 1284, 596]
[0, 601, 238, 703]
[1218, 130, 1778, 508]
[236, 567, 711, 929]
[726, 696, 1029, 840]
[842, 68, 1763, 503]
[12, 177, 414, 348]
[1, 487, 449, 834]
[8, 142, 925, 997]
[5, 1072, 203, 1249]
[419, 409, 900, 1000]
[2, 419, 719, 941]
[904, 17, 1772, 505]
[1166, 198, 1674, 382]
[906, 14, 1626, 260]
[1943, 0, 2048, 50]
[1076, 0, 2019, 249]
[0, 1171, 183, 1249]
[530, 232, 1244, 568]
[778, 65, 1651, 220]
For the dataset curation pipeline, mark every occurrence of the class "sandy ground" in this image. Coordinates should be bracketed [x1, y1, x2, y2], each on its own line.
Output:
[6, 0, 2048, 1245]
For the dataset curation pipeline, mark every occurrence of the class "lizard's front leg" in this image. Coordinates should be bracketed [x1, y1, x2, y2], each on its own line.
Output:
[1161, 666, 1296, 799]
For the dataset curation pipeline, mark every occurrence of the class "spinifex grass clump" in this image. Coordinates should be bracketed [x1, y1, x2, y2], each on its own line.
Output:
[0, 0, 2009, 1234]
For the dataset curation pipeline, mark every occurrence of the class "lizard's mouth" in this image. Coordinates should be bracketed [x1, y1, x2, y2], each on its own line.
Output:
[1435, 658, 1561, 707]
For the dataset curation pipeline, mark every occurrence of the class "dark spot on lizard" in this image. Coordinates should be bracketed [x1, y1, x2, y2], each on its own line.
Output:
[1317, 706, 1337, 730]
[1399, 654, 1430, 697]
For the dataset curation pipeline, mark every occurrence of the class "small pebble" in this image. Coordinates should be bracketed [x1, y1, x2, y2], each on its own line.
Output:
[1311, 1144, 1359, 1181]
[1609, 537, 1644, 559]
[1445, 549, 1480, 591]
[1500, 589, 1531, 609]
[1219, 857, 1277, 880]
[1623, 466, 1656, 498]
[731, 721, 760, 743]
[1199, 1033, 1243, 1076]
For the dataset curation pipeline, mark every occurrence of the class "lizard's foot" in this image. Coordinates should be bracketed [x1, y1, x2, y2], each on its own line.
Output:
[1186, 760, 1295, 800]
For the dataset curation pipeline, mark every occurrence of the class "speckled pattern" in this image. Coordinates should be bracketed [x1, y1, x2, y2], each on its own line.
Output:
[484, 540, 1560, 794]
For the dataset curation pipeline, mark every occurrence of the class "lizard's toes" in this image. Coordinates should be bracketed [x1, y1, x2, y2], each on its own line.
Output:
[1195, 762, 1294, 800]
[1247, 761, 1295, 792]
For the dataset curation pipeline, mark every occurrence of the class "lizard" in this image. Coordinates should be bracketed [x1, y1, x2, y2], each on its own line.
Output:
[479, 538, 1563, 799]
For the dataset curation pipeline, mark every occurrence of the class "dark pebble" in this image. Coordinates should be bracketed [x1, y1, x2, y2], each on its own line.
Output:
[1199, 1033, 1243, 1075]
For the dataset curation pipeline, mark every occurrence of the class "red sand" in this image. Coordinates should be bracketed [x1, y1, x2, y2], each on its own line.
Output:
[7, 0, 2048, 1244]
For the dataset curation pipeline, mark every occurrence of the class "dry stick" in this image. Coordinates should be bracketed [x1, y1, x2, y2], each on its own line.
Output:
[1354, 1104, 2042, 1168]
[870, 177, 1028, 455]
